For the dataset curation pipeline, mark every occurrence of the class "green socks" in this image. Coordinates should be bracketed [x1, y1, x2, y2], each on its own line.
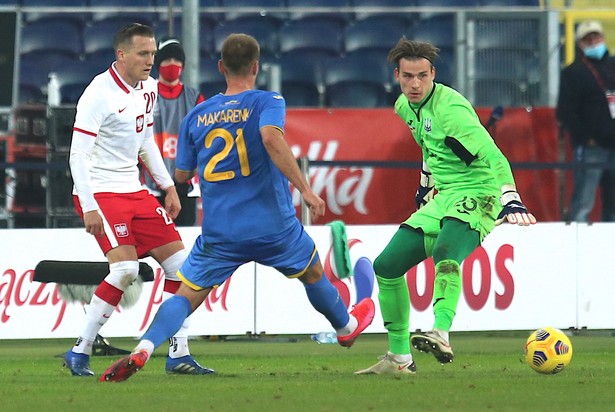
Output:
[376, 275, 411, 355]
[432, 259, 462, 331]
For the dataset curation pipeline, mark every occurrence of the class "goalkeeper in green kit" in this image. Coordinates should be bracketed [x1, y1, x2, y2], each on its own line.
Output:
[356, 38, 536, 375]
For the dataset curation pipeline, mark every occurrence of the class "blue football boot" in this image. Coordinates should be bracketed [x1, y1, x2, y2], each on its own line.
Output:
[165, 355, 215, 375]
[63, 350, 95, 377]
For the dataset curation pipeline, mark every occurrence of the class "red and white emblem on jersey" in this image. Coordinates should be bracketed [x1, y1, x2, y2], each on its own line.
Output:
[114, 223, 129, 237]
[136, 114, 144, 133]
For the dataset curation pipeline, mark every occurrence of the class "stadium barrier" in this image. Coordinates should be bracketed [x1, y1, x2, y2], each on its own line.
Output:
[0, 222, 612, 339]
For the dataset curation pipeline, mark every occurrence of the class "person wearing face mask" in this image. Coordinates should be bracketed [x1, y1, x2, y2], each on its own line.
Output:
[143, 37, 205, 226]
[557, 20, 615, 222]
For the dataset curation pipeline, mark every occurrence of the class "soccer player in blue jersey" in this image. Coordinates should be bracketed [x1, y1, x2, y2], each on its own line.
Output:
[100, 33, 375, 382]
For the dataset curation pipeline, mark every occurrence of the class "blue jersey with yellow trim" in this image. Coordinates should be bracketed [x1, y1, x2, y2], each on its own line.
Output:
[176, 89, 295, 243]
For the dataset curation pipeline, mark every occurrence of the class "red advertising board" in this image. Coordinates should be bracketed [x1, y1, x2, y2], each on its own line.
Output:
[286, 107, 563, 224]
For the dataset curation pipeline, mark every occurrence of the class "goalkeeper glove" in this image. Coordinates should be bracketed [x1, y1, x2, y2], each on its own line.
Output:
[415, 164, 435, 210]
[495, 189, 536, 226]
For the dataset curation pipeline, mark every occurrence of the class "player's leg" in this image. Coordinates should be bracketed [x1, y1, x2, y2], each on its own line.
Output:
[100, 283, 211, 382]
[411, 218, 479, 364]
[101, 235, 226, 382]
[355, 225, 426, 375]
[150, 242, 213, 375]
[600, 150, 615, 221]
[64, 245, 139, 377]
[135, 192, 211, 375]
[569, 145, 602, 222]
[260, 223, 374, 348]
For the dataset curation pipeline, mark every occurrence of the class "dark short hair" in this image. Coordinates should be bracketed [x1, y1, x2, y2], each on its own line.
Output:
[113, 23, 155, 51]
[220, 33, 260, 76]
[387, 37, 440, 69]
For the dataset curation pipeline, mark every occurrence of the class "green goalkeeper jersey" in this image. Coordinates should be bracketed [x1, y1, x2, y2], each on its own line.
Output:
[394, 83, 515, 195]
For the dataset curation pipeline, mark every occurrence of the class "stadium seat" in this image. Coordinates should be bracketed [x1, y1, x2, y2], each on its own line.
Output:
[153, 16, 183, 40]
[344, 17, 411, 60]
[435, 48, 455, 87]
[324, 55, 390, 108]
[20, 20, 83, 58]
[278, 55, 322, 107]
[22, 0, 89, 27]
[53, 61, 104, 104]
[279, 20, 344, 58]
[220, 0, 287, 23]
[199, 58, 226, 98]
[213, 17, 281, 58]
[412, 14, 455, 50]
[18, 60, 49, 104]
[286, 0, 352, 25]
[353, 0, 417, 22]
[89, 0, 157, 26]
[83, 20, 125, 59]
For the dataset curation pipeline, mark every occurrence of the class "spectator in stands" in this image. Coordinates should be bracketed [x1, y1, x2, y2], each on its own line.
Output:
[143, 36, 205, 226]
[356, 38, 536, 376]
[556, 20, 615, 222]
[64, 23, 212, 377]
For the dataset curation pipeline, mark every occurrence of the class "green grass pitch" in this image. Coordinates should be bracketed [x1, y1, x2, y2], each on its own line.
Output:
[0, 331, 613, 411]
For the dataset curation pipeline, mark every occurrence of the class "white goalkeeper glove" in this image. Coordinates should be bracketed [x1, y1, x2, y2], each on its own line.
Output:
[495, 186, 537, 226]
[415, 163, 435, 210]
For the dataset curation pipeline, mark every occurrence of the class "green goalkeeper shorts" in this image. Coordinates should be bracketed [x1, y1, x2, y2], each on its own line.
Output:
[404, 190, 501, 242]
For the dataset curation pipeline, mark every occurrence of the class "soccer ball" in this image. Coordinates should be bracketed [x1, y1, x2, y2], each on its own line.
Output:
[524, 327, 573, 374]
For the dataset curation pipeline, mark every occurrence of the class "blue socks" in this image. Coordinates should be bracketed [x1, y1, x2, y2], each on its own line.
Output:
[142, 295, 192, 349]
[304, 275, 349, 329]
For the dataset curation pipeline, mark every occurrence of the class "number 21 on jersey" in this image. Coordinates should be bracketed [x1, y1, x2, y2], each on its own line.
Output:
[204, 127, 250, 182]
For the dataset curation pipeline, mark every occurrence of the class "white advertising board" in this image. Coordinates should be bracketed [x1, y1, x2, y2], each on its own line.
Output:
[0, 222, 610, 339]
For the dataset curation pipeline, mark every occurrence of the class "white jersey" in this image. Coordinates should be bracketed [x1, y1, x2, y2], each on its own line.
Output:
[70, 63, 173, 213]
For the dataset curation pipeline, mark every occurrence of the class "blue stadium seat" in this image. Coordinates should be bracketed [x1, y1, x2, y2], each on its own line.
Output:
[324, 55, 389, 108]
[20, 20, 82, 57]
[220, 0, 287, 23]
[213, 17, 281, 58]
[18, 60, 49, 104]
[279, 20, 344, 58]
[286, 0, 352, 25]
[20, 20, 83, 72]
[344, 17, 410, 60]
[22, 0, 89, 27]
[412, 14, 455, 50]
[353, 0, 417, 22]
[199, 58, 226, 98]
[83, 19, 135, 60]
[154, 16, 183, 40]
[435, 48, 455, 87]
[53, 61, 104, 104]
[278, 55, 321, 107]
[89, 0, 157, 26]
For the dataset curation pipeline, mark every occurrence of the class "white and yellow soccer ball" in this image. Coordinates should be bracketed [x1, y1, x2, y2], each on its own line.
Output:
[524, 327, 573, 374]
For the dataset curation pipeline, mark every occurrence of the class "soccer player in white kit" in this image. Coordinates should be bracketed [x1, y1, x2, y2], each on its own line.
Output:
[64, 23, 213, 377]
